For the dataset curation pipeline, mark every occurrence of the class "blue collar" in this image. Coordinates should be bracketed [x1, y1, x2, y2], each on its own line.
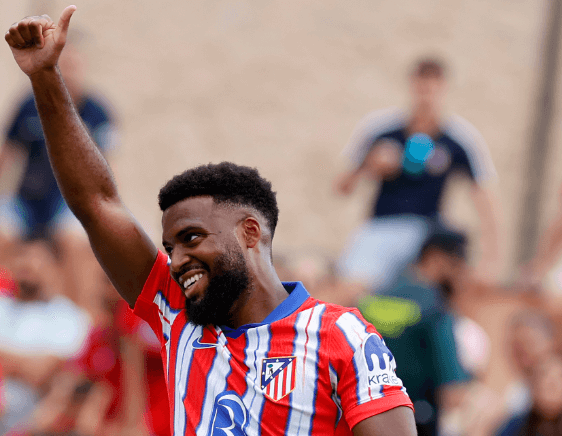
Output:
[220, 281, 309, 338]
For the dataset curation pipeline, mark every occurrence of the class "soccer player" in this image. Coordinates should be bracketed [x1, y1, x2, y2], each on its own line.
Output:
[5, 7, 417, 435]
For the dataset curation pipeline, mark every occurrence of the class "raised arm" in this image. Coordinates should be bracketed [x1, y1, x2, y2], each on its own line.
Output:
[5, 6, 157, 306]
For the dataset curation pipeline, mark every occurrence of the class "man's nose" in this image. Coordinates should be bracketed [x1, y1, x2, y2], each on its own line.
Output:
[169, 247, 192, 274]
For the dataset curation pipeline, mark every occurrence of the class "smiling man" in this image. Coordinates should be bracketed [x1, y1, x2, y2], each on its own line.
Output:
[5, 6, 416, 435]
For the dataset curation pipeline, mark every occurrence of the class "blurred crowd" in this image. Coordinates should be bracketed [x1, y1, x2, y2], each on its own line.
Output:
[1, 44, 562, 436]
[0, 237, 169, 436]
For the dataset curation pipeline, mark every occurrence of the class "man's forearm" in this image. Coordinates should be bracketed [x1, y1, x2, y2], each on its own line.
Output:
[471, 185, 501, 271]
[30, 67, 119, 220]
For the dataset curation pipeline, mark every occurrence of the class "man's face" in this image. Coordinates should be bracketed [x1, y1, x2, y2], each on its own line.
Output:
[511, 323, 554, 374]
[161, 196, 251, 326]
[442, 261, 465, 298]
[11, 242, 56, 301]
[410, 74, 446, 110]
[422, 249, 466, 297]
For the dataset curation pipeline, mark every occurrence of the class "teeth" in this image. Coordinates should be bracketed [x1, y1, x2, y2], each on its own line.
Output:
[183, 273, 203, 289]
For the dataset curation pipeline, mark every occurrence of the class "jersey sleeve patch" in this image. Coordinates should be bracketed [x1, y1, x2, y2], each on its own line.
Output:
[331, 310, 413, 428]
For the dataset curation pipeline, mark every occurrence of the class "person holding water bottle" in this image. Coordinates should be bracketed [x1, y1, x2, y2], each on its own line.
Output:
[335, 58, 500, 294]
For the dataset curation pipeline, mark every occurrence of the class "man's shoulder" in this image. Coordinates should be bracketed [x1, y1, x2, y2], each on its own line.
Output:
[439, 113, 497, 180]
[307, 297, 371, 332]
[343, 107, 408, 165]
[440, 113, 488, 152]
[355, 107, 408, 136]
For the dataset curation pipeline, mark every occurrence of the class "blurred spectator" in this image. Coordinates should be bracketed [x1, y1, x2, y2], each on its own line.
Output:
[0, 40, 117, 302]
[11, 265, 148, 436]
[356, 229, 490, 435]
[335, 57, 500, 291]
[495, 354, 562, 436]
[510, 311, 556, 378]
[0, 241, 90, 434]
[498, 310, 557, 429]
[518, 188, 562, 291]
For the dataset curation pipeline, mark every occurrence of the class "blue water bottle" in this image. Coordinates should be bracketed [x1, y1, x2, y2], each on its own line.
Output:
[403, 133, 435, 176]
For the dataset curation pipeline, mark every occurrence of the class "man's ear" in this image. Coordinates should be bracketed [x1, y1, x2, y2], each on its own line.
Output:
[242, 217, 262, 248]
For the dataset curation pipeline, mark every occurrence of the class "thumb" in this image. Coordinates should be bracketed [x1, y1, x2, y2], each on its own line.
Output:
[54, 5, 77, 45]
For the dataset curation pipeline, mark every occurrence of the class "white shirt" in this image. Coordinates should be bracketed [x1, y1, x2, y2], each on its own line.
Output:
[0, 295, 90, 358]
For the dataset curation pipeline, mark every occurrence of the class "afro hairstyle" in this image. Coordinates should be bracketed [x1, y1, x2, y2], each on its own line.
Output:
[158, 162, 279, 237]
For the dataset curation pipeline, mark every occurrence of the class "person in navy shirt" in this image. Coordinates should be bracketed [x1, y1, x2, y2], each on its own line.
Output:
[0, 43, 116, 242]
[335, 58, 500, 292]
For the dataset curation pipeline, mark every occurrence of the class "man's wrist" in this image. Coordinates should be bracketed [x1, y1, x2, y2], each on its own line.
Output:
[28, 65, 61, 82]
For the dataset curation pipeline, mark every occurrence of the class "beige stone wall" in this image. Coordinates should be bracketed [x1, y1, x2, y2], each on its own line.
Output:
[1, 0, 559, 280]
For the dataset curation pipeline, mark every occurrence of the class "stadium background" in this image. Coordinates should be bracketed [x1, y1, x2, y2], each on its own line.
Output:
[2, 0, 562, 432]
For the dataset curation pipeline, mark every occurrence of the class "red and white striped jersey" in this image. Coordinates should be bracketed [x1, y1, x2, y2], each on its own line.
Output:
[133, 251, 413, 435]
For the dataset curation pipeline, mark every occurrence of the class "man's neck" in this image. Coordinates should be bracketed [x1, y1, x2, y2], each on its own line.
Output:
[230, 268, 289, 328]
[408, 106, 441, 137]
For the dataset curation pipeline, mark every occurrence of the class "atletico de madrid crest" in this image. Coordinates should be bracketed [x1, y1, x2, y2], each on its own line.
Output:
[261, 356, 297, 401]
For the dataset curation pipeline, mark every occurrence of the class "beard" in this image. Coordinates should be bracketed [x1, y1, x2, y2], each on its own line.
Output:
[185, 246, 251, 327]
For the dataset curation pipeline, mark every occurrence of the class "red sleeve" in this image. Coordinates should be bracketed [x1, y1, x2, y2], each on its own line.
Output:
[114, 300, 140, 337]
[132, 251, 185, 345]
[330, 309, 413, 429]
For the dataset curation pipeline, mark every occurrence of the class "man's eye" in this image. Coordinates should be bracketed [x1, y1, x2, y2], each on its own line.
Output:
[164, 246, 173, 255]
[186, 234, 199, 243]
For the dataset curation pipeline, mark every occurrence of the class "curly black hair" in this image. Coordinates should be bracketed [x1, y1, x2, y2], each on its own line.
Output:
[158, 162, 279, 237]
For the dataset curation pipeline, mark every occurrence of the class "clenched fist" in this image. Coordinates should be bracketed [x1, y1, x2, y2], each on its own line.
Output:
[5, 5, 76, 76]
